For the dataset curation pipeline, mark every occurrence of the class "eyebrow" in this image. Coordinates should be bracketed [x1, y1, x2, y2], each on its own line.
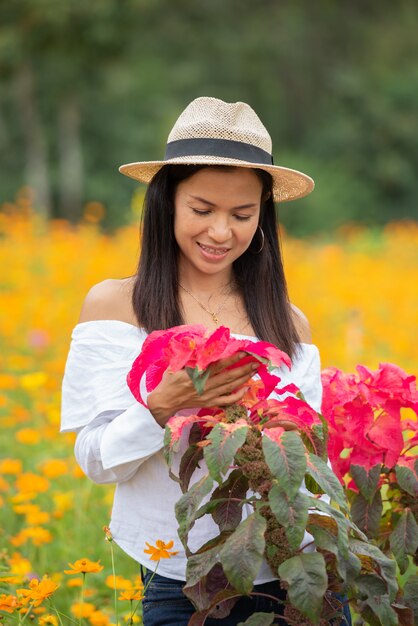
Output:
[188, 195, 257, 210]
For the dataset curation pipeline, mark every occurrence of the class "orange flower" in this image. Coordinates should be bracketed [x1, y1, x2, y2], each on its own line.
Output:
[70, 602, 95, 618]
[17, 576, 59, 607]
[104, 574, 132, 590]
[103, 526, 113, 542]
[64, 558, 104, 575]
[0, 593, 19, 613]
[118, 589, 144, 601]
[144, 539, 178, 561]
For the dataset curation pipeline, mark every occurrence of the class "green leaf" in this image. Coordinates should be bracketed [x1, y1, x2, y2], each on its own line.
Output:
[364, 594, 399, 626]
[350, 463, 382, 502]
[351, 490, 383, 539]
[403, 574, 418, 620]
[306, 515, 353, 580]
[269, 484, 309, 550]
[211, 469, 249, 532]
[278, 552, 328, 623]
[186, 366, 211, 395]
[307, 497, 351, 560]
[185, 544, 221, 587]
[356, 573, 388, 597]
[389, 509, 418, 574]
[204, 423, 248, 484]
[237, 613, 275, 626]
[219, 512, 267, 595]
[262, 430, 306, 499]
[349, 538, 398, 602]
[306, 454, 348, 513]
[175, 475, 213, 548]
[178, 423, 205, 492]
[396, 461, 418, 497]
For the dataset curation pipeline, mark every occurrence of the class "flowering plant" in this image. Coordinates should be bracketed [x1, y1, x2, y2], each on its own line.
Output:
[323, 363, 418, 623]
[128, 325, 402, 626]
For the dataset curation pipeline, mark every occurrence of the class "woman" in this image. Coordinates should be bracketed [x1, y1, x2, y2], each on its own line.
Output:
[61, 97, 351, 625]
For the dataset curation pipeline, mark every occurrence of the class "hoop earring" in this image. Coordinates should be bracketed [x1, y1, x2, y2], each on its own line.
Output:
[254, 225, 265, 254]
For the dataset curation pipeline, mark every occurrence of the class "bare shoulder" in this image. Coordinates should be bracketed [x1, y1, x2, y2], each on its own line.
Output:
[290, 303, 312, 344]
[78, 277, 137, 325]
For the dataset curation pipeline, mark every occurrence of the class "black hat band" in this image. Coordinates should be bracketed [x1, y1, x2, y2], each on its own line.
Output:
[164, 138, 273, 165]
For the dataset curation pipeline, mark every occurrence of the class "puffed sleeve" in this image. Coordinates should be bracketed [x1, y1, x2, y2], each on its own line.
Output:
[60, 321, 165, 482]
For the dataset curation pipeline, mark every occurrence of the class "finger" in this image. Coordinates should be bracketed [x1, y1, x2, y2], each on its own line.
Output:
[264, 419, 298, 431]
[210, 371, 256, 397]
[206, 362, 258, 391]
[208, 351, 249, 375]
[211, 386, 248, 407]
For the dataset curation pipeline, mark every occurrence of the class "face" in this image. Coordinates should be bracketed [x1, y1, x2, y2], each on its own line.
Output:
[174, 167, 263, 279]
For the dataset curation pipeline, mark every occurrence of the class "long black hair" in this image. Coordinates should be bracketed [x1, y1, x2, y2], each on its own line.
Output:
[132, 164, 300, 358]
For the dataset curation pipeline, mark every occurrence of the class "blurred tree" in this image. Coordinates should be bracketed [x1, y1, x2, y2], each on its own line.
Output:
[0, 0, 417, 232]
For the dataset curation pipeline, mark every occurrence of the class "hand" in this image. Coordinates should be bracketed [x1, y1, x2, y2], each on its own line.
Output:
[147, 352, 259, 427]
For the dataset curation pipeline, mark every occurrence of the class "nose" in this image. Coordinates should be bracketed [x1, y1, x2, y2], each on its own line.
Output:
[207, 216, 232, 242]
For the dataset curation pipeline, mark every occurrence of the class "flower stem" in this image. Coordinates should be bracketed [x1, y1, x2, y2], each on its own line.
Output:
[80, 572, 85, 626]
[109, 539, 119, 626]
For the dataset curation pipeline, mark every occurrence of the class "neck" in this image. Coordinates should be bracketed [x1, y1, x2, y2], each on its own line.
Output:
[178, 261, 234, 295]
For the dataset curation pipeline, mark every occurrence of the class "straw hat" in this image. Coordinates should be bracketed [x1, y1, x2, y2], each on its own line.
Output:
[119, 96, 314, 202]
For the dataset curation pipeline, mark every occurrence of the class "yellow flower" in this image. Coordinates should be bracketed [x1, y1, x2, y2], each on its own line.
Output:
[0, 593, 19, 613]
[0, 458, 22, 474]
[15, 472, 49, 494]
[39, 615, 59, 626]
[144, 539, 178, 561]
[17, 576, 59, 607]
[11, 526, 53, 547]
[105, 574, 133, 590]
[9, 552, 32, 576]
[64, 558, 104, 575]
[71, 602, 96, 618]
[39, 459, 68, 478]
[16, 428, 41, 445]
[20, 372, 48, 390]
[0, 575, 24, 585]
[66, 577, 83, 587]
[118, 589, 144, 601]
[123, 615, 141, 623]
[89, 609, 111, 626]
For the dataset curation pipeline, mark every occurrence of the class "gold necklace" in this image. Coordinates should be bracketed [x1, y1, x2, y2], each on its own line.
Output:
[179, 283, 232, 325]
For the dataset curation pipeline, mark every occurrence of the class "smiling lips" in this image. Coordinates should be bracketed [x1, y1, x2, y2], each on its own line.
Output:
[197, 242, 230, 258]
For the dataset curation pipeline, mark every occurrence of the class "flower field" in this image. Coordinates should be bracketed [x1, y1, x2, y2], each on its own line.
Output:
[0, 200, 417, 624]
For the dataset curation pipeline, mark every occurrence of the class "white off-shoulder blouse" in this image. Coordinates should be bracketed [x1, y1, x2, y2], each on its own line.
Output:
[61, 320, 324, 582]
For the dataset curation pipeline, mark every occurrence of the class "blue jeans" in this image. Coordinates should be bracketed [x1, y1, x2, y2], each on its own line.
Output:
[141, 570, 352, 626]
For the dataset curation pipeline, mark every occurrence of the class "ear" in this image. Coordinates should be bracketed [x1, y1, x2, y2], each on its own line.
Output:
[262, 191, 271, 202]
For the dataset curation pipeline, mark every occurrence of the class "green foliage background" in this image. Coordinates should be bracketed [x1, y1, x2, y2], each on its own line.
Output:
[0, 0, 417, 234]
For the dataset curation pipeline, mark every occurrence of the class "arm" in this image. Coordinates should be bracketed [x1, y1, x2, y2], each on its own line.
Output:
[74, 409, 164, 485]
[65, 281, 257, 483]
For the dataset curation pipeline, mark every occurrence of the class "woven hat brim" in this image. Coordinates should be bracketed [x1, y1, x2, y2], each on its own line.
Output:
[119, 156, 314, 202]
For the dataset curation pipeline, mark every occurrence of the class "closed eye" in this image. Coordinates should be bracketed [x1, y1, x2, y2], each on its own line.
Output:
[191, 208, 211, 216]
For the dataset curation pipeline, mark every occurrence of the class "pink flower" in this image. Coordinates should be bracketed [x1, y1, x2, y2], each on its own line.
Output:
[321, 363, 418, 484]
[127, 325, 291, 407]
